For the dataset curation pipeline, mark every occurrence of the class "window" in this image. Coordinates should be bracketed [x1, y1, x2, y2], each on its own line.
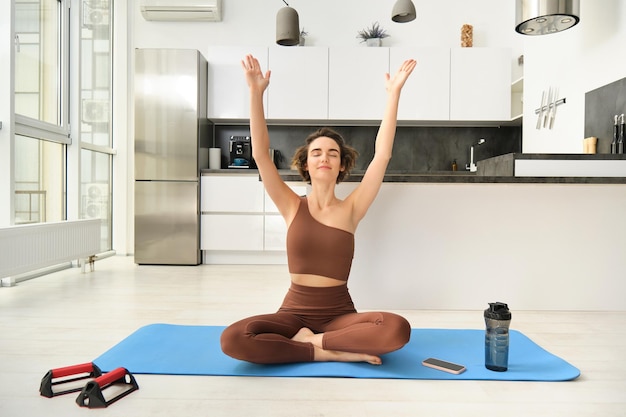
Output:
[14, 0, 69, 225]
[80, 0, 114, 252]
[13, 0, 114, 254]
[81, 149, 111, 250]
[14, 0, 64, 125]
[14, 135, 66, 224]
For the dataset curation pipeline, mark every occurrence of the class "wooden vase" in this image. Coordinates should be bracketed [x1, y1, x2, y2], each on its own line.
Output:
[461, 24, 473, 47]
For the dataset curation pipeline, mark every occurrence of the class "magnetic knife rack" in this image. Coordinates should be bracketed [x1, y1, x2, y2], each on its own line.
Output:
[534, 87, 566, 130]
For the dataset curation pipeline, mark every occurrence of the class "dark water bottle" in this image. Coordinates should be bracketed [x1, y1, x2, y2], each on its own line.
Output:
[484, 302, 512, 372]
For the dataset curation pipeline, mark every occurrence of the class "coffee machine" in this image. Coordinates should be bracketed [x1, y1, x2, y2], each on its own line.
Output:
[228, 136, 254, 168]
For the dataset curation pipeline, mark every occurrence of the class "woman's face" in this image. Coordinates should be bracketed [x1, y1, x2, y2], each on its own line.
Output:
[306, 136, 344, 181]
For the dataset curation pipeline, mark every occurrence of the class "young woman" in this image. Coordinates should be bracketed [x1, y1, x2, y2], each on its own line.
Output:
[220, 54, 417, 365]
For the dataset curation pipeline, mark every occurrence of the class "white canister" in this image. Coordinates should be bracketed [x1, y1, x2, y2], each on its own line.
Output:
[209, 148, 221, 169]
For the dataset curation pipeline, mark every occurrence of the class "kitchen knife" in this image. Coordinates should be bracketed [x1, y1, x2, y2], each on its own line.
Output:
[549, 87, 558, 129]
[536, 90, 545, 130]
[543, 87, 552, 128]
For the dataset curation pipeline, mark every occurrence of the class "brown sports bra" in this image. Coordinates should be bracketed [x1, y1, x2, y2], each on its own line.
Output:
[286, 197, 355, 281]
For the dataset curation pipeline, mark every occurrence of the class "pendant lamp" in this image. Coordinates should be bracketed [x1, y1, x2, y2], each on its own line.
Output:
[515, 0, 580, 35]
[276, 2, 300, 46]
[392, 0, 416, 23]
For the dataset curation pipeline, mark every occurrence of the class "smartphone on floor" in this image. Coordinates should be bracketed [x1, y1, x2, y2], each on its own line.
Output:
[422, 357, 466, 375]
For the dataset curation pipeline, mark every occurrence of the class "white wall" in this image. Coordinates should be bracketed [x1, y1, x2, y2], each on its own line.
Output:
[521, 0, 626, 153]
[133, 1, 520, 48]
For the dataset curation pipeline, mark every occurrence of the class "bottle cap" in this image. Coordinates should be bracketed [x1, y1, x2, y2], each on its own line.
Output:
[484, 302, 512, 320]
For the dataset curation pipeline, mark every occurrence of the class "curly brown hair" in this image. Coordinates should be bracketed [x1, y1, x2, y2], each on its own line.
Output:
[291, 127, 358, 184]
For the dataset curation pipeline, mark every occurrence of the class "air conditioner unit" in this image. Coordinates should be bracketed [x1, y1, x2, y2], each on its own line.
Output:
[82, 99, 109, 124]
[140, 0, 222, 22]
[83, 183, 109, 220]
[83, 4, 109, 28]
[87, 183, 108, 201]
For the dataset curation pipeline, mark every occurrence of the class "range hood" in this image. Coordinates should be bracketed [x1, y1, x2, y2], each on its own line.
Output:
[515, 0, 580, 35]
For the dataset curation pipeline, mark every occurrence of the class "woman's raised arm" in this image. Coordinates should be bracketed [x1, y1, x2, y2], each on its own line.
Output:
[241, 54, 300, 219]
[348, 59, 417, 224]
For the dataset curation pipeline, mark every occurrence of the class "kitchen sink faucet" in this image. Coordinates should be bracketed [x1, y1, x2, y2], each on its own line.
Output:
[466, 138, 486, 172]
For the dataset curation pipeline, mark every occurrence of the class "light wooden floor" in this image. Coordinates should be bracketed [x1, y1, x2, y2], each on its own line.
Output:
[1, 255, 625, 417]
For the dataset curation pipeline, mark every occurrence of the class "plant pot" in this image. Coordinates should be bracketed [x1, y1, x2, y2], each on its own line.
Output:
[366, 38, 382, 47]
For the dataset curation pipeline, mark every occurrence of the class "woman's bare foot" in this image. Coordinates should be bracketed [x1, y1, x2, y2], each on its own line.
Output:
[292, 327, 320, 345]
[314, 347, 382, 365]
[291, 327, 382, 365]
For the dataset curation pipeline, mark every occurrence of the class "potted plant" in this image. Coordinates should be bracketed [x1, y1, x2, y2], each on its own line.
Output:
[357, 22, 389, 47]
[299, 28, 308, 46]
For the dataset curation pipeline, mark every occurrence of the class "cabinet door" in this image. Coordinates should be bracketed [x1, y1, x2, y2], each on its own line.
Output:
[450, 48, 511, 121]
[201, 175, 264, 213]
[201, 214, 264, 251]
[328, 47, 389, 120]
[206, 46, 268, 119]
[264, 184, 307, 213]
[264, 214, 287, 251]
[267, 47, 329, 120]
[264, 184, 306, 251]
[390, 48, 450, 121]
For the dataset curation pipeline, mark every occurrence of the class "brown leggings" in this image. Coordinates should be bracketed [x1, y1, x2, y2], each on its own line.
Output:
[220, 282, 411, 364]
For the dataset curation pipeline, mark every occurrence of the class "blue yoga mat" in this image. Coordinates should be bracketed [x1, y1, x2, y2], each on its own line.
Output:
[93, 324, 580, 381]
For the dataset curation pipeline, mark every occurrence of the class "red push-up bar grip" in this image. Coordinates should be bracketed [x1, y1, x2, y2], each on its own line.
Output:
[93, 367, 128, 387]
[51, 362, 97, 379]
[40, 362, 103, 398]
[76, 367, 139, 408]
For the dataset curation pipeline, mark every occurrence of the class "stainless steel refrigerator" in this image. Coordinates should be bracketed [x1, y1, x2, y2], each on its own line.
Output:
[134, 49, 210, 265]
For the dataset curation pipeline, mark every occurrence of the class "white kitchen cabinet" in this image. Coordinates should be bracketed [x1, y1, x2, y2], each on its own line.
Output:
[200, 175, 264, 251]
[201, 175, 264, 213]
[201, 175, 306, 253]
[201, 214, 264, 251]
[264, 184, 307, 213]
[267, 47, 329, 120]
[390, 48, 450, 121]
[328, 47, 390, 120]
[206, 46, 513, 123]
[449, 47, 511, 121]
[206, 46, 268, 119]
[264, 214, 287, 251]
[264, 183, 307, 251]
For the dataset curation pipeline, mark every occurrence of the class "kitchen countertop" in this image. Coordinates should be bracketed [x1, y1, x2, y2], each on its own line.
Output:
[201, 153, 626, 184]
[477, 153, 626, 181]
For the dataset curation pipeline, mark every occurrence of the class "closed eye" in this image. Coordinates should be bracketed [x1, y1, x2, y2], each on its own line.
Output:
[310, 148, 340, 157]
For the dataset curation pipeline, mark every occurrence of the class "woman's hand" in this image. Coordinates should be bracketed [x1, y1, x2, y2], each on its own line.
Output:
[241, 54, 271, 94]
[385, 59, 417, 94]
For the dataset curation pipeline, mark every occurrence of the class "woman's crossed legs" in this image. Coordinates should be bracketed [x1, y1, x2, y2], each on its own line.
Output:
[220, 310, 411, 365]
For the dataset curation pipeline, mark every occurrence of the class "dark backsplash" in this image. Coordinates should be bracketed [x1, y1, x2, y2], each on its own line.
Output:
[213, 125, 521, 172]
[585, 77, 626, 154]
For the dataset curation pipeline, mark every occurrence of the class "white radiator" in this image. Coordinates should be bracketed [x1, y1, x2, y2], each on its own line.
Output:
[0, 219, 101, 281]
